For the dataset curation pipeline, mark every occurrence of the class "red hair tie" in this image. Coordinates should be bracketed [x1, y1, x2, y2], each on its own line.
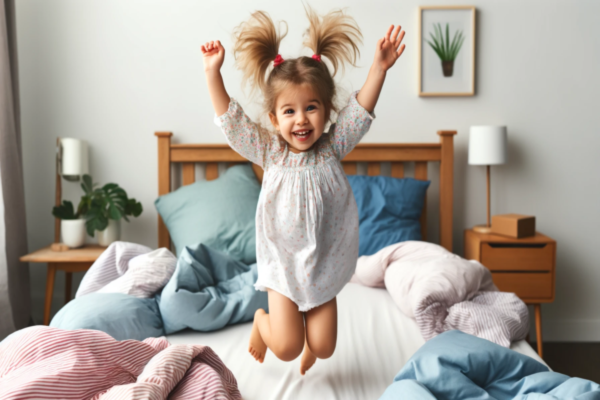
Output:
[273, 54, 284, 67]
[312, 54, 321, 62]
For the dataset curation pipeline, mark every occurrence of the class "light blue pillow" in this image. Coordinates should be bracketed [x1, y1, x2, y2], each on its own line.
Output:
[347, 175, 430, 256]
[50, 293, 164, 341]
[154, 163, 261, 264]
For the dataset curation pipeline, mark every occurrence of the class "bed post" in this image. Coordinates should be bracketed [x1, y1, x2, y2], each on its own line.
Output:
[437, 130, 456, 252]
[155, 131, 173, 249]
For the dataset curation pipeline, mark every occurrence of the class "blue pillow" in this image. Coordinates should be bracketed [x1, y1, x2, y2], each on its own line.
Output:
[154, 163, 261, 264]
[347, 175, 430, 256]
[50, 293, 164, 341]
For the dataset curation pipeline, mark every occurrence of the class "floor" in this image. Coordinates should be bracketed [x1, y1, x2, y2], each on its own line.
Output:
[536, 342, 600, 383]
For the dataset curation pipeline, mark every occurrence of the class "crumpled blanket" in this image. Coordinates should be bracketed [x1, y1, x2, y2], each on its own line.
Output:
[53, 241, 267, 338]
[380, 330, 600, 400]
[159, 243, 267, 334]
[76, 241, 177, 299]
[0, 326, 241, 400]
[351, 241, 529, 347]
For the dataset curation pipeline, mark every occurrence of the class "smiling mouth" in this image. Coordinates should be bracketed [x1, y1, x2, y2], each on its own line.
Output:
[292, 129, 313, 142]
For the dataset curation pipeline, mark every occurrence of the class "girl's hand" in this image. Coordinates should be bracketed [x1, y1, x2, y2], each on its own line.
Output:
[201, 40, 225, 72]
[374, 25, 406, 72]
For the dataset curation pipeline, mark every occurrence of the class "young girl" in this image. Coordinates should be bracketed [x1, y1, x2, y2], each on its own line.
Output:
[201, 6, 405, 375]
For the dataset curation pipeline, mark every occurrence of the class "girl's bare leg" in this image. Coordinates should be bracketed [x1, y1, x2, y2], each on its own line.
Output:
[300, 297, 337, 374]
[300, 332, 316, 375]
[249, 289, 305, 363]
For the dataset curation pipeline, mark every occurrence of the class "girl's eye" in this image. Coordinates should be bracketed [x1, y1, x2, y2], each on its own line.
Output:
[284, 105, 316, 115]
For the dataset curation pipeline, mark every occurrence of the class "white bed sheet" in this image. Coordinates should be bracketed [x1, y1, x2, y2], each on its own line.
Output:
[167, 283, 545, 400]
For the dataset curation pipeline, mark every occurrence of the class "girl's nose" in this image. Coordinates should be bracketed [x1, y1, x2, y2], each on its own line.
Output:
[297, 112, 308, 124]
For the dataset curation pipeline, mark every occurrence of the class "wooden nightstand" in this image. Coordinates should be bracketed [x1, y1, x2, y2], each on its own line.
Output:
[20, 245, 106, 325]
[464, 229, 556, 358]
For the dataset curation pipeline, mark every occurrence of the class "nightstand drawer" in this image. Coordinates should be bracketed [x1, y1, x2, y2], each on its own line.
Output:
[491, 272, 553, 300]
[481, 243, 554, 271]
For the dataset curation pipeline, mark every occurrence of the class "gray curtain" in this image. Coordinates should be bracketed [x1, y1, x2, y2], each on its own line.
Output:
[0, 0, 30, 340]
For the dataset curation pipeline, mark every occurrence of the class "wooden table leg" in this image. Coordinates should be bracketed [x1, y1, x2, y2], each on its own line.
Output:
[535, 304, 543, 358]
[65, 271, 72, 303]
[44, 263, 57, 325]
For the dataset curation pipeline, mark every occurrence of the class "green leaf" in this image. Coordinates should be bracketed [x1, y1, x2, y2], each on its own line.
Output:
[52, 200, 78, 220]
[108, 203, 122, 220]
[427, 40, 444, 60]
[445, 23, 450, 59]
[434, 24, 445, 58]
[428, 25, 446, 60]
[125, 198, 143, 218]
[84, 208, 108, 236]
[434, 23, 449, 60]
[102, 183, 119, 192]
[428, 30, 442, 51]
[81, 174, 95, 195]
[453, 34, 465, 59]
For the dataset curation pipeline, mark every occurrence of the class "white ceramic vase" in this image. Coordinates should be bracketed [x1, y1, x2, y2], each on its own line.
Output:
[96, 219, 121, 247]
[61, 219, 87, 248]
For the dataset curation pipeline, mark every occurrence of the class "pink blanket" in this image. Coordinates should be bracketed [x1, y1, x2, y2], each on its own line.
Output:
[351, 241, 529, 347]
[0, 326, 241, 400]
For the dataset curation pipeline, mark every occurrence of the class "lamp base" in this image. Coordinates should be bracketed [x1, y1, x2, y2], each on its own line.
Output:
[473, 224, 493, 234]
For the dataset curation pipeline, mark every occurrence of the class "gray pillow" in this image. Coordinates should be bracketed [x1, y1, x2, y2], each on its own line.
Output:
[154, 163, 260, 264]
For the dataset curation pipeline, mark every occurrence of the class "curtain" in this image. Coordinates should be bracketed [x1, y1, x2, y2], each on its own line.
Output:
[0, 0, 30, 340]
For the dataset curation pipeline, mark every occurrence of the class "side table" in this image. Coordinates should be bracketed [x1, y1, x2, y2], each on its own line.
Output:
[464, 229, 556, 358]
[20, 245, 106, 325]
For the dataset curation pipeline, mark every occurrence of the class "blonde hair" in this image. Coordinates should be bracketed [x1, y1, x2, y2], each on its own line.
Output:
[232, 4, 363, 134]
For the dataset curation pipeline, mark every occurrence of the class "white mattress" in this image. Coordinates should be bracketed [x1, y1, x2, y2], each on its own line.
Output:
[167, 283, 545, 400]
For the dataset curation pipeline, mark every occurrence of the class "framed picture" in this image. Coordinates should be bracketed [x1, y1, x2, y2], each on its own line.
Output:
[418, 6, 476, 97]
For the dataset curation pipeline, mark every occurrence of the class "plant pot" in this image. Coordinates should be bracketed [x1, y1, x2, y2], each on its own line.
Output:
[442, 60, 455, 77]
[61, 219, 86, 248]
[96, 219, 121, 247]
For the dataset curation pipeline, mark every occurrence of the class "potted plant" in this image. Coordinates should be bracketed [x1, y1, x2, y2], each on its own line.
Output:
[52, 174, 143, 246]
[427, 22, 465, 77]
[51, 201, 87, 248]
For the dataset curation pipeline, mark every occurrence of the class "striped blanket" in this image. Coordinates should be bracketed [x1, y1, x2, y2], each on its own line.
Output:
[0, 326, 241, 400]
[351, 241, 529, 347]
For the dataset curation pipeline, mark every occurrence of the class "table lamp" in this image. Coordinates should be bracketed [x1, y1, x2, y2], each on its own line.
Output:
[468, 126, 507, 234]
[55, 137, 89, 243]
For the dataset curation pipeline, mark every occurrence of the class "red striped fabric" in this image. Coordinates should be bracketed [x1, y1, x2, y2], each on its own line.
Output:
[0, 326, 241, 400]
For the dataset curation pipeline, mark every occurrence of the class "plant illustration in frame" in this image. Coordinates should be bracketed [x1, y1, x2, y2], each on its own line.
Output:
[427, 23, 465, 77]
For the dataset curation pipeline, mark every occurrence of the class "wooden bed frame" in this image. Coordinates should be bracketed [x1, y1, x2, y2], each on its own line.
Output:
[155, 131, 457, 252]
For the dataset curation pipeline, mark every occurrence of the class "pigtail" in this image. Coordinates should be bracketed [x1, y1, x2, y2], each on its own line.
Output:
[302, 4, 363, 77]
[232, 11, 288, 97]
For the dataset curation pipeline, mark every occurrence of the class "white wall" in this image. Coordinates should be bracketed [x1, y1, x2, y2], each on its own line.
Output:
[15, 0, 600, 340]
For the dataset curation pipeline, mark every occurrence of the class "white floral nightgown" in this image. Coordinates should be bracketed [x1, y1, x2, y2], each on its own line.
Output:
[214, 90, 375, 311]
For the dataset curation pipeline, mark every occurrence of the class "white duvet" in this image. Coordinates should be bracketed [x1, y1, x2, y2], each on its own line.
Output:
[167, 283, 543, 400]
[351, 241, 529, 347]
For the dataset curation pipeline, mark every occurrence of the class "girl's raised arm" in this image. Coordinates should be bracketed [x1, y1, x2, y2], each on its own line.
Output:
[203, 40, 269, 167]
[202, 40, 231, 117]
[356, 25, 406, 113]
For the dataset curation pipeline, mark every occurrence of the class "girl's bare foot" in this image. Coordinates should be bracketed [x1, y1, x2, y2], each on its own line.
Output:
[249, 309, 268, 363]
[300, 338, 317, 375]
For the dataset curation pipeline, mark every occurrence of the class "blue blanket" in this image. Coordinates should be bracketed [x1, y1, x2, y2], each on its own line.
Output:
[51, 243, 268, 340]
[159, 243, 267, 334]
[380, 330, 600, 400]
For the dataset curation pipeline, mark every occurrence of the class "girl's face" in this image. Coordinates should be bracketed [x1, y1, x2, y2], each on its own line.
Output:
[269, 84, 326, 153]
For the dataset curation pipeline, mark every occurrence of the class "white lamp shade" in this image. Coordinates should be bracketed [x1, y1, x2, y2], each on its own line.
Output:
[60, 138, 89, 179]
[468, 126, 507, 165]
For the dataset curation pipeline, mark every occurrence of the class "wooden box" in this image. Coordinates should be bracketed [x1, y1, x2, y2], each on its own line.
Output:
[491, 214, 535, 238]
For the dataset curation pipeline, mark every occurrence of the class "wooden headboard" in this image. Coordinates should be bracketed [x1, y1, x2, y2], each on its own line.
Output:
[155, 130, 456, 252]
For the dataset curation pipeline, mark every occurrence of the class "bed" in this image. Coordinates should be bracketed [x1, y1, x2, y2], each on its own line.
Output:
[154, 131, 545, 399]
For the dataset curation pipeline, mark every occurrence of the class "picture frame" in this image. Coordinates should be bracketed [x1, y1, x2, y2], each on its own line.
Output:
[418, 6, 476, 97]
